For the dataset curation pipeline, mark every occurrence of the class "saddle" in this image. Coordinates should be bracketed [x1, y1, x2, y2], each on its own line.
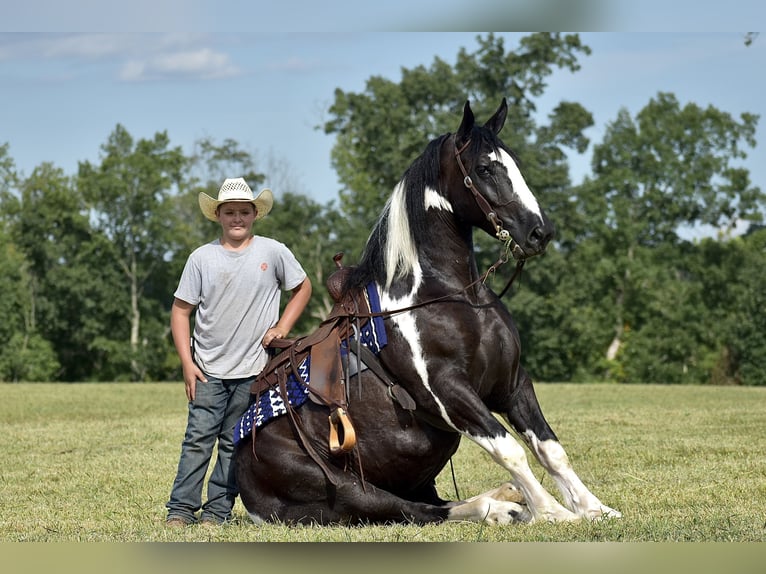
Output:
[251, 253, 368, 456]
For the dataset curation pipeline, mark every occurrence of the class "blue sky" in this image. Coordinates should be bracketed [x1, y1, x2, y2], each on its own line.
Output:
[1, 5, 764, 231]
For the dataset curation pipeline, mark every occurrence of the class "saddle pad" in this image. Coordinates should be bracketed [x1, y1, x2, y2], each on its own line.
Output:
[233, 282, 386, 446]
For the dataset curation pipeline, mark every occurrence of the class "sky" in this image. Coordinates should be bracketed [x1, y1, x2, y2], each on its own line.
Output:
[1, 3, 765, 227]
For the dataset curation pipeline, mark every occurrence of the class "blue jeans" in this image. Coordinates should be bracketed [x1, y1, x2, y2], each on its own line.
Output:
[166, 374, 253, 523]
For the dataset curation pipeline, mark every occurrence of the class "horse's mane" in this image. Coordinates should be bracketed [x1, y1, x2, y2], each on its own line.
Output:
[346, 134, 449, 292]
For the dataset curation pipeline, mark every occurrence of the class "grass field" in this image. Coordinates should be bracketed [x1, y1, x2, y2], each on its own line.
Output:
[1, 382, 765, 543]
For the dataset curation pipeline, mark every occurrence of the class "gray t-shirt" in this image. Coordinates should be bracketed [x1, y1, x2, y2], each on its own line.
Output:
[174, 235, 307, 379]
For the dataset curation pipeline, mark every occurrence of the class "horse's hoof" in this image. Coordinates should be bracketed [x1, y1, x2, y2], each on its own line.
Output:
[534, 506, 581, 523]
[483, 499, 532, 525]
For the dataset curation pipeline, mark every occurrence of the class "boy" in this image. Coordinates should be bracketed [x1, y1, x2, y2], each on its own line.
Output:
[166, 177, 311, 526]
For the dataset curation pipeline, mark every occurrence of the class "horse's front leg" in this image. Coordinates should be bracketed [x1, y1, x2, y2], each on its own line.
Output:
[467, 428, 580, 522]
[436, 385, 579, 522]
[505, 371, 622, 521]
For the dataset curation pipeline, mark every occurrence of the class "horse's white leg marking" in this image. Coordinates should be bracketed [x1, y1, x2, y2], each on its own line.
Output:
[383, 269, 578, 523]
[489, 149, 543, 220]
[523, 431, 622, 520]
[470, 433, 579, 523]
[381, 291, 459, 427]
[462, 482, 524, 504]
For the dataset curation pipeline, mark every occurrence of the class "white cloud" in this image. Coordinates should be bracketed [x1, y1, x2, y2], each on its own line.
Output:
[119, 47, 241, 81]
[0, 33, 242, 82]
[0, 33, 160, 61]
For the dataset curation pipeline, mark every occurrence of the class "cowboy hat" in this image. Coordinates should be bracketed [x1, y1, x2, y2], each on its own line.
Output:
[198, 177, 274, 222]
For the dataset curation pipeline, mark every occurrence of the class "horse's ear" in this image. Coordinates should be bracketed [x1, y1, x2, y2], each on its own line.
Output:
[483, 98, 508, 135]
[456, 100, 475, 146]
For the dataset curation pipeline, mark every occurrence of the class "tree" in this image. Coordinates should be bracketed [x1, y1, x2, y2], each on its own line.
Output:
[78, 125, 186, 381]
[0, 144, 23, 353]
[13, 164, 92, 380]
[0, 153, 65, 381]
[0, 230, 59, 381]
[681, 229, 766, 385]
[0, 160, 130, 381]
[559, 93, 762, 379]
[724, 228, 766, 384]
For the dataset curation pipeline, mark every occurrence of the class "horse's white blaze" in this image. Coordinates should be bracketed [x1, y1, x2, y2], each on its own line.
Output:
[468, 433, 578, 522]
[424, 186, 453, 212]
[523, 431, 622, 519]
[489, 149, 543, 220]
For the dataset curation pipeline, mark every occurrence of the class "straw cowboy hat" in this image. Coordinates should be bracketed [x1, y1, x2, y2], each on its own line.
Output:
[198, 177, 274, 222]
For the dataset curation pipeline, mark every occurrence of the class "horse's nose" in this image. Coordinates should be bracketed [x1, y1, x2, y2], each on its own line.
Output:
[527, 221, 554, 251]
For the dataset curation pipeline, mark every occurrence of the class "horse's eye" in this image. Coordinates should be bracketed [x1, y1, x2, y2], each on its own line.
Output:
[476, 165, 490, 176]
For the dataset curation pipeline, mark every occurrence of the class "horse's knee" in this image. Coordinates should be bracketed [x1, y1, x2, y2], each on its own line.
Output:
[475, 433, 530, 472]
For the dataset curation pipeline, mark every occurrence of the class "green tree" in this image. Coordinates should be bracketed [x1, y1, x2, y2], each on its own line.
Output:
[0, 152, 63, 381]
[724, 228, 766, 385]
[0, 143, 16, 193]
[0, 144, 23, 354]
[78, 125, 186, 381]
[0, 231, 59, 381]
[0, 161, 125, 381]
[680, 229, 766, 386]
[559, 93, 762, 380]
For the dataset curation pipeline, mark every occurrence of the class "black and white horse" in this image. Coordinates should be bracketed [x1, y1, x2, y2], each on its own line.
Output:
[234, 99, 621, 525]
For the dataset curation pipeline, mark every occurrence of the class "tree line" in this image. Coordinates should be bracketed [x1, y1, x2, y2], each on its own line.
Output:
[1, 33, 763, 384]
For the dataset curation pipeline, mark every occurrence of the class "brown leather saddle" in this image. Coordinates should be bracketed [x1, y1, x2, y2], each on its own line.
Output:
[250, 254, 369, 456]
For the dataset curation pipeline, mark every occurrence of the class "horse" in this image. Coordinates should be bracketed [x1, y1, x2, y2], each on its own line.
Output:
[234, 99, 621, 525]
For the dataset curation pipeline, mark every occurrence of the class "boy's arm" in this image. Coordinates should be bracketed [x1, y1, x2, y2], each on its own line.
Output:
[170, 297, 207, 401]
[262, 277, 313, 347]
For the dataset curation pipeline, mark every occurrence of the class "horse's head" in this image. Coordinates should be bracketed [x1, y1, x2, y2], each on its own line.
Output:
[449, 99, 554, 260]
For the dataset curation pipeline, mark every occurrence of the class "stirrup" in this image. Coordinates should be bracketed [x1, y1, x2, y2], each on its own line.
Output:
[328, 407, 356, 455]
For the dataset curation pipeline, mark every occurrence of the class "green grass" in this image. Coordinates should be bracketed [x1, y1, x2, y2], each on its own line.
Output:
[1, 382, 764, 542]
